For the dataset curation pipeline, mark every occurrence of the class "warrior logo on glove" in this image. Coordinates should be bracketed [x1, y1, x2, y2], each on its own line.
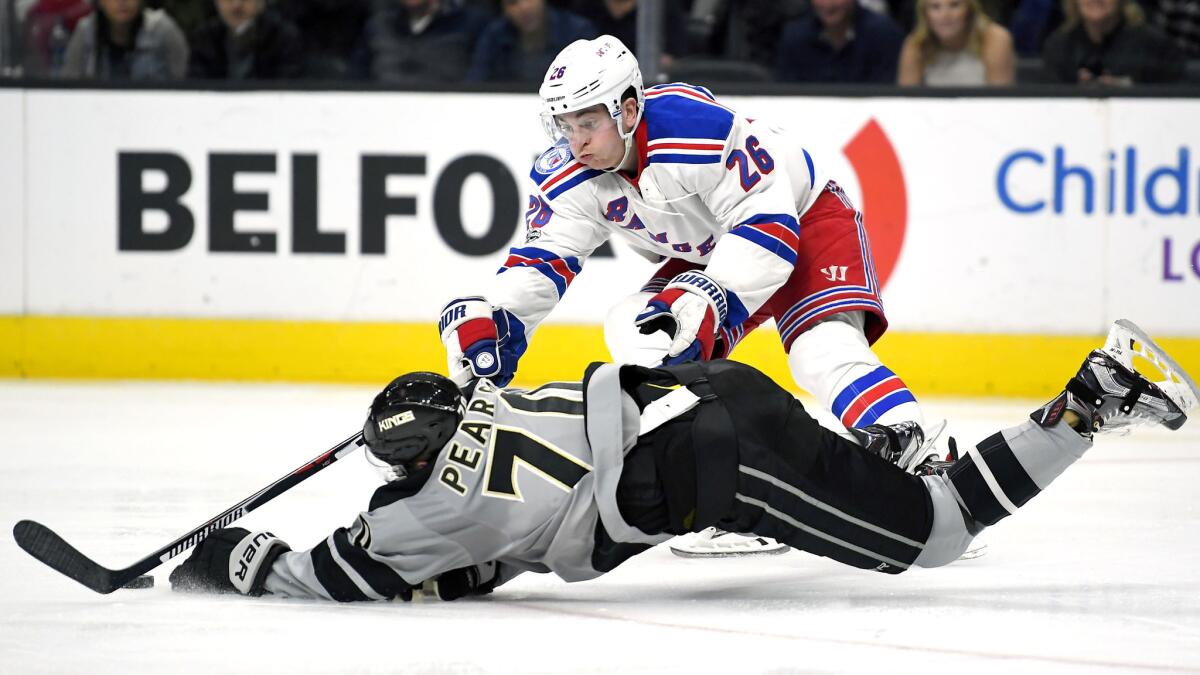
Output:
[636, 270, 744, 365]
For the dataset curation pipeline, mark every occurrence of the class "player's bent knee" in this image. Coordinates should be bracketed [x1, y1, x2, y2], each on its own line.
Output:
[604, 292, 671, 366]
[786, 315, 926, 428]
[786, 316, 877, 395]
[912, 475, 979, 568]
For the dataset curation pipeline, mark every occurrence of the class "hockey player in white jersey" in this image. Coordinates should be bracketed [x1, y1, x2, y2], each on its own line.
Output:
[439, 35, 933, 556]
[169, 320, 1199, 602]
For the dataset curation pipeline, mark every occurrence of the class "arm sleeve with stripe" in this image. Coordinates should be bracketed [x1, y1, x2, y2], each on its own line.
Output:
[488, 189, 611, 346]
[263, 506, 484, 602]
[264, 527, 418, 602]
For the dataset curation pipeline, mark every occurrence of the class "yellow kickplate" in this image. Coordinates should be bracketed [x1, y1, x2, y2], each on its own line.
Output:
[2, 316, 1197, 399]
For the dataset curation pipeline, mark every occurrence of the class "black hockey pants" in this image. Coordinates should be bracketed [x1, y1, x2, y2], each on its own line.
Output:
[616, 360, 935, 574]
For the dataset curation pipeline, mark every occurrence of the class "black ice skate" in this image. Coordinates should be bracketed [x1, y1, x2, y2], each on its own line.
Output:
[1032, 320, 1200, 437]
[911, 437, 960, 476]
[850, 419, 948, 473]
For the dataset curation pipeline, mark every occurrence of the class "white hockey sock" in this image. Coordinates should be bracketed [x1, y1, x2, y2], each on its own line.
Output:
[787, 315, 925, 430]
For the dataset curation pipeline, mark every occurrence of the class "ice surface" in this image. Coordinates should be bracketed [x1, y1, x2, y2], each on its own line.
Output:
[1, 380, 1198, 674]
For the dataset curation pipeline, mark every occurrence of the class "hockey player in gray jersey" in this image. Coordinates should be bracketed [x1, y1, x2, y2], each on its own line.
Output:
[169, 320, 1198, 602]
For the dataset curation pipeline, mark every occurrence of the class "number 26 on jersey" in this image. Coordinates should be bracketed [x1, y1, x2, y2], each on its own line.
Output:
[725, 135, 774, 192]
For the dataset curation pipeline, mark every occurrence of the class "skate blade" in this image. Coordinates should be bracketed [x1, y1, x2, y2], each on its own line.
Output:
[1105, 320, 1200, 417]
[957, 542, 988, 560]
[899, 419, 949, 472]
[669, 545, 792, 559]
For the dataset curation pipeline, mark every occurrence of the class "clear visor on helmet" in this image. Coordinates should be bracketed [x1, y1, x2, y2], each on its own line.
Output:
[540, 105, 620, 144]
[364, 449, 408, 483]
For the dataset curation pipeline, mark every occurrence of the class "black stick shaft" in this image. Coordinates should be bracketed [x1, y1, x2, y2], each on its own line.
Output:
[153, 431, 363, 565]
[14, 431, 363, 594]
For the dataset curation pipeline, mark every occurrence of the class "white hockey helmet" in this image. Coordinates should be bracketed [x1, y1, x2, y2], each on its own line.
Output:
[539, 35, 645, 145]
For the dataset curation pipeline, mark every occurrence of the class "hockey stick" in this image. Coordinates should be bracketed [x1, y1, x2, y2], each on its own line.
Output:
[12, 431, 364, 595]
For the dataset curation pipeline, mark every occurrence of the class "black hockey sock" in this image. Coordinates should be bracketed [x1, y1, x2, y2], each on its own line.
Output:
[946, 420, 1090, 528]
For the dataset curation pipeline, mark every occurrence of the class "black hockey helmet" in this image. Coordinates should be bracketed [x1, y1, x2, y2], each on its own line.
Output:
[363, 372, 464, 472]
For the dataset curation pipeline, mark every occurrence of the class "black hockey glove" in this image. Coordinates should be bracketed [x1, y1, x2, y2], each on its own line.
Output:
[417, 561, 500, 601]
[169, 527, 290, 597]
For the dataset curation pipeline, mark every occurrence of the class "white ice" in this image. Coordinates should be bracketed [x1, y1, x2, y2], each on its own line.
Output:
[1, 380, 1198, 675]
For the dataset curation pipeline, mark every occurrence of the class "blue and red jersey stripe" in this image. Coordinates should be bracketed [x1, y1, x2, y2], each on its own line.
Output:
[646, 82, 717, 100]
[531, 159, 604, 201]
[729, 213, 801, 265]
[777, 294, 885, 346]
[499, 246, 582, 298]
[542, 162, 604, 200]
[643, 84, 734, 148]
[646, 139, 726, 166]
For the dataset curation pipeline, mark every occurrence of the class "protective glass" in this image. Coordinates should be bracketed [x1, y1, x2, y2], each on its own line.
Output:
[540, 109, 617, 144]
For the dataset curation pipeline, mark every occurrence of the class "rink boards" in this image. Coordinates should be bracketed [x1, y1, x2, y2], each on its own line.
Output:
[1, 88, 1197, 395]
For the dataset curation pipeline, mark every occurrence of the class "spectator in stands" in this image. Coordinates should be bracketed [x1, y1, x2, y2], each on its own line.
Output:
[274, 0, 369, 78]
[1042, 0, 1183, 84]
[352, 0, 489, 84]
[16, 0, 92, 76]
[890, 0, 1014, 33]
[775, 0, 905, 83]
[61, 0, 188, 79]
[188, 0, 303, 79]
[466, 0, 595, 82]
[898, 0, 1015, 85]
[567, 0, 687, 74]
[1142, 0, 1200, 56]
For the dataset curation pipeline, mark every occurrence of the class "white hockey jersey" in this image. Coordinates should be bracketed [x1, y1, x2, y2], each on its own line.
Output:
[492, 83, 829, 356]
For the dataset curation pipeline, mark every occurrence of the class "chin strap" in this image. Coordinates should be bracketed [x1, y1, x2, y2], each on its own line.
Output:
[602, 106, 644, 174]
[601, 130, 637, 174]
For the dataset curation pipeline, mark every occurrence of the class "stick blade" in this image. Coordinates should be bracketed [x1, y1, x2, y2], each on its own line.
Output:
[13, 520, 123, 594]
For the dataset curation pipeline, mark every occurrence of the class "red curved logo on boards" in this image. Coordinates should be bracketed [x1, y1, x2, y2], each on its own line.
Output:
[842, 119, 907, 289]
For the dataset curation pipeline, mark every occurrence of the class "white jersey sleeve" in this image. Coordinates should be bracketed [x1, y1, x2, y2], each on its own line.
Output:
[486, 143, 611, 353]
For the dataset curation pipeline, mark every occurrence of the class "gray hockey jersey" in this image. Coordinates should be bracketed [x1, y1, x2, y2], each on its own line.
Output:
[263, 365, 669, 601]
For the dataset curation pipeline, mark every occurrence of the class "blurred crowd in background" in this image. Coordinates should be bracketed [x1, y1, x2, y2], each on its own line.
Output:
[0, 0, 1196, 87]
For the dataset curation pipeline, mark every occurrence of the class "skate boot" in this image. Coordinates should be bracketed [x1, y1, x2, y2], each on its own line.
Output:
[1032, 320, 1199, 437]
[669, 527, 791, 558]
[911, 436, 960, 476]
[850, 419, 948, 474]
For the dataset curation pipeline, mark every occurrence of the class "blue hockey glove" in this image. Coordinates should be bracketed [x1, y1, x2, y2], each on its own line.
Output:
[439, 297, 518, 387]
